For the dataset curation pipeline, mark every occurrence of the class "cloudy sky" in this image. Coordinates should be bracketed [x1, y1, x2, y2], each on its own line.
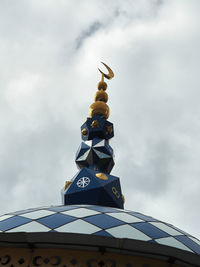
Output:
[0, 0, 200, 239]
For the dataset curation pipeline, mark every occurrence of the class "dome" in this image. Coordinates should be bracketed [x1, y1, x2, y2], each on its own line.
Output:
[1, 204, 200, 256]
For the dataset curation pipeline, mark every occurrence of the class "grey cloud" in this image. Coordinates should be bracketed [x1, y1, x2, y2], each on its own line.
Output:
[115, 137, 186, 198]
[75, 21, 102, 49]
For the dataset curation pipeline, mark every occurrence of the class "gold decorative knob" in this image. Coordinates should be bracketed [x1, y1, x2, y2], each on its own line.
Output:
[94, 90, 108, 102]
[91, 120, 100, 128]
[97, 81, 107, 91]
[96, 173, 108, 180]
[89, 101, 109, 119]
[81, 128, 87, 136]
[64, 181, 72, 190]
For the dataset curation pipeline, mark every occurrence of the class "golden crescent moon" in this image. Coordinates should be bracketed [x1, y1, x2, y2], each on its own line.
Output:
[98, 62, 114, 80]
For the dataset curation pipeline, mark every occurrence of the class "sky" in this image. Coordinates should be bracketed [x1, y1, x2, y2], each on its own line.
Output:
[0, 0, 200, 239]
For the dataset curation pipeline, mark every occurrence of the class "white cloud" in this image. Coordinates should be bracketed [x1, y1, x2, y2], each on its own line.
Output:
[0, 0, 200, 240]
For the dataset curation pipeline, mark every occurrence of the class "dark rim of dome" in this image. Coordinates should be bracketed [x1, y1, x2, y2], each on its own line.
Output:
[0, 232, 199, 267]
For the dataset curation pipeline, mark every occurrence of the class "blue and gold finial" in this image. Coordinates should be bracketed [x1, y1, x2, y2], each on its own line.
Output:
[62, 63, 124, 209]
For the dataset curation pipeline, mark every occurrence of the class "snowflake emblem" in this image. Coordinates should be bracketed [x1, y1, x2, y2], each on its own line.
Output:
[77, 177, 90, 188]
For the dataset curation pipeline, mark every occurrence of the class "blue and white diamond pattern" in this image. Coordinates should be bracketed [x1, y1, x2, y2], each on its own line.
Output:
[0, 204, 200, 255]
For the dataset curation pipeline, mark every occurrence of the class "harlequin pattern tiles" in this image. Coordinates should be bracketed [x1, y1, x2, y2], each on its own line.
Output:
[0, 204, 200, 255]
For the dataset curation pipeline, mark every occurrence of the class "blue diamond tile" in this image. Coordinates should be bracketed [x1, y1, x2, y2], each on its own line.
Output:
[132, 222, 169, 239]
[37, 214, 77, 229]
[94, 230, 113, 237]
[0, 216, 31, 231]
[129, 212, 157, 222]
[175, 236, 200, 254]
[84, 214, 124, 229]
[48, 206, 78, 212]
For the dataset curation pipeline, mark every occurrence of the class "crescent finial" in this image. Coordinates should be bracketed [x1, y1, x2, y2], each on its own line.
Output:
[89, 62, 114, 119]
[98, 62, 114, 82]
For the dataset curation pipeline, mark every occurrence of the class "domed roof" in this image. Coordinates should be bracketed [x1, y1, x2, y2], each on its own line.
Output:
[0, 204, 200, 255]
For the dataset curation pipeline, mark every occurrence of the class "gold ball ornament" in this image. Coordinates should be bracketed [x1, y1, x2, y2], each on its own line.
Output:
[91, 120, 100, 128]
[89, 101, 110, 119]
[97, 81, 107, 91]
[81, 128, 87, 136]
[94, 90, 108, 102]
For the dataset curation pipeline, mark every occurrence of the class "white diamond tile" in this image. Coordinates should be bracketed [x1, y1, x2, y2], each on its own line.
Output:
[61, 208, 100, 218]
[85, 140, 92, 147]
[55, 219, 101, 234]
[0, 214, 14, 221]
[106, 224, 150, 241]
[77, 150, 90, 161]
[120, 209, 132, 213]
[168, 224, 190, 236]
[94, 140, 105, 147]
[20, 210, 56, 219]
[150, 222, 182, 236]
[7, 221, 50, 232]
[107, 212, 143, 223]
[94, 150, 110, 158]
[156, 237, 192, 252]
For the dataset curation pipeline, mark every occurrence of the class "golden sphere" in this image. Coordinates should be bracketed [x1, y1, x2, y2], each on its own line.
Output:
[97, 81, 107, 91]
[89, 101, 110, 119]
[94, 90, 108, 102]
[91, 120, 100, 128]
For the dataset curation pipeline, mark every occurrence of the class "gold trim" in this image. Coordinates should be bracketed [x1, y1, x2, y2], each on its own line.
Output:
[91, 120, 100, 128]
[64, 181, 72, 190]
[96, 173, 108, 180]
[81, 128, 87, 136]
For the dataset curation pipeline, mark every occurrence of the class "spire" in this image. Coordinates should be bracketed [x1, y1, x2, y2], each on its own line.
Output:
[89, 62, 114, 120]
[61, 63, 124, 209]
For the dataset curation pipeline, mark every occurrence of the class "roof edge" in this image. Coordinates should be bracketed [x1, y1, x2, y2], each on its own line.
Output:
[0, 232, 199, 266]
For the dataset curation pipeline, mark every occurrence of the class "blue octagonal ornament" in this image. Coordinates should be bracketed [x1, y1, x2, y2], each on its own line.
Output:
[62, 167, 124, 209]
[81, 115, 114, 141]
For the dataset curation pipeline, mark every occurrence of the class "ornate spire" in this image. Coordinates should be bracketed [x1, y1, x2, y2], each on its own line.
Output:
[62, 63, 124, 209]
